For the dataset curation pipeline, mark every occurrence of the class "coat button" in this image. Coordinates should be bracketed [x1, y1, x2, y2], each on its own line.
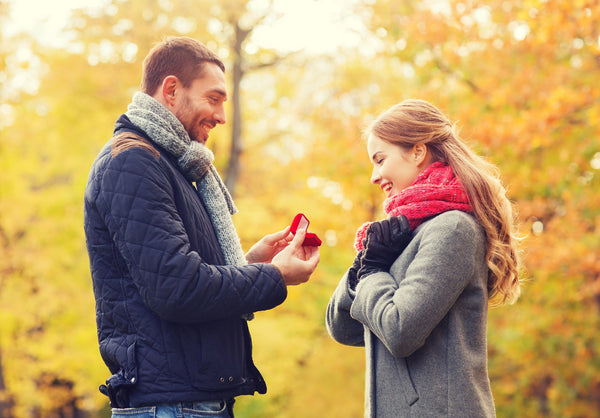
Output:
[228, 376, 234, 382]
[219, 377, 225, 383]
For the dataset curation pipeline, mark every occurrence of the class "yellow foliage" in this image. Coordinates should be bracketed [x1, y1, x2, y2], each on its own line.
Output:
[1, 0, 599, 416]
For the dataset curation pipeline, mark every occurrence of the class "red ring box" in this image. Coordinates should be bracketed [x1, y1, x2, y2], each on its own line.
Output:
[290, 213, 322, 246]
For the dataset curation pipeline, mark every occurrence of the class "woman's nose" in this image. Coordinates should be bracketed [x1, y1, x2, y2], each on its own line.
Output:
[370, 167, 380, 185]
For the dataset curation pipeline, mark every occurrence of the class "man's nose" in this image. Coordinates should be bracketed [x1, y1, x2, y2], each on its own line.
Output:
[215, 104, 226, 124]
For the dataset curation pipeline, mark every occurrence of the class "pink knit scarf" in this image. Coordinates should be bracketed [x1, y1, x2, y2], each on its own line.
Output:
[354, 162, 472, 251]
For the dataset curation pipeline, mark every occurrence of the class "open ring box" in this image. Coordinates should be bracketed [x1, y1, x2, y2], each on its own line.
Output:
[290, 213, 322, 247]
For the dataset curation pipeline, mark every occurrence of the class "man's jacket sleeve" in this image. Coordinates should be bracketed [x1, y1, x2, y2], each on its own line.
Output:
[94, 147, 287, 323]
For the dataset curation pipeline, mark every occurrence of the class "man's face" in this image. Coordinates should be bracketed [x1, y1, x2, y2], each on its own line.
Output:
[173, 63, 228, 145]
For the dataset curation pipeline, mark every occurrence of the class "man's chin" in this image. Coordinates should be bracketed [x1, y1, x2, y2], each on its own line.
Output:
[191, 135, 208, 145]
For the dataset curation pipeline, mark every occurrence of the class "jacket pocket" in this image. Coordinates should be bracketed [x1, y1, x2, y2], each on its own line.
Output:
[100, 340, 138, 407]
[190, 319, 248, 389]
[394, 356, 419, 406]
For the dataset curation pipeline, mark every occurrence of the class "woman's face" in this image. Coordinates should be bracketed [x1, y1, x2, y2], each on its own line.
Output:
[367, 133, 425, 198]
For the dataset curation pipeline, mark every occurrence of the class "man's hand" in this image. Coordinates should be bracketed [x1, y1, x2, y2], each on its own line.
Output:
[271, 225, 320, 286]
[246, 227, 293, 264]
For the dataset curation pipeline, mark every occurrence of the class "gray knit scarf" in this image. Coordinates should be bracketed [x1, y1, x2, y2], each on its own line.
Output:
[126, 92, 247, 267]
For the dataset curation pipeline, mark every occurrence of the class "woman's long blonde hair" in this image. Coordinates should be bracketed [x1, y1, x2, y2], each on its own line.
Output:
[366, 99, 521, 306]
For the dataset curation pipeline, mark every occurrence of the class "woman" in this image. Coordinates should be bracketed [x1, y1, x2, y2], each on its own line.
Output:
[326, 99, 521, 417]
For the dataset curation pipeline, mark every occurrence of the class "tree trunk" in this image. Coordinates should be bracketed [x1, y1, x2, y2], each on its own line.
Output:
[225, 22, 248, 198]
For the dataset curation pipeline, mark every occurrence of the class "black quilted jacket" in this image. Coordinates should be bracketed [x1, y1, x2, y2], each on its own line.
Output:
[83, 115, 287, 407]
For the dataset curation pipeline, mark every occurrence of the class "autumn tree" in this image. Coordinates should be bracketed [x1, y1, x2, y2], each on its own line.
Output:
[298, 0, 600, 416]
[1, 0, 599, 416]
[0, 0, 344, 415]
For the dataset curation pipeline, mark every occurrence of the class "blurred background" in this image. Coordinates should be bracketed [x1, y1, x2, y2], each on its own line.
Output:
[1, 0, 599, 416]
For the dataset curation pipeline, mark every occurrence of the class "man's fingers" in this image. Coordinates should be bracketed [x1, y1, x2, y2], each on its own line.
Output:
[290, 224, 307, 247]
[306, 246, 320, 265]
[266, 226, 292, 244]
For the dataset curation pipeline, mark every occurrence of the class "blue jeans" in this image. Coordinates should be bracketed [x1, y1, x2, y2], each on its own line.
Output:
[111, 400, 234, 417]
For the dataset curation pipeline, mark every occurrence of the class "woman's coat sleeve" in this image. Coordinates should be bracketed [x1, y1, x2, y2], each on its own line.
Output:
[326, 271, 365, 347]
[349, 214, 483, 358]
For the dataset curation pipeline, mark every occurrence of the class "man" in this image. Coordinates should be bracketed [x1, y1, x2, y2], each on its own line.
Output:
[83, 36, 320, 417]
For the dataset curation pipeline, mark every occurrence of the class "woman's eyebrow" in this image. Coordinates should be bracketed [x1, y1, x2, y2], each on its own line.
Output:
[371, 151, 383, 162]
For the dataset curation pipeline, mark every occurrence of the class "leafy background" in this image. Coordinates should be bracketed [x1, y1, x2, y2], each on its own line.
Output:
[1, 0, 599, 416]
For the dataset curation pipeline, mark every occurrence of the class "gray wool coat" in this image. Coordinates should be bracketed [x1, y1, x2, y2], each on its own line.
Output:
[326, 211, 495, 418]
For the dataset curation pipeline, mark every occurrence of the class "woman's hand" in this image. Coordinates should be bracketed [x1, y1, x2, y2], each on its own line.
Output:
[357, 215, 413, 281]
[245, 227, 293, 264]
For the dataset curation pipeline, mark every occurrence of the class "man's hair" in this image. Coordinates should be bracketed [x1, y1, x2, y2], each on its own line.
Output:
[140, 37, 225, 95]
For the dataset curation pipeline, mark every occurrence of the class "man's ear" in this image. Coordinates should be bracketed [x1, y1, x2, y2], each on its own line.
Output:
[160, 75, 179, 108]
[412, 143, 428, 166]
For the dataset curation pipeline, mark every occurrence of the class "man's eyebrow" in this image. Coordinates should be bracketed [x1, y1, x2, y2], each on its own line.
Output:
[210, 88, 228, 100]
